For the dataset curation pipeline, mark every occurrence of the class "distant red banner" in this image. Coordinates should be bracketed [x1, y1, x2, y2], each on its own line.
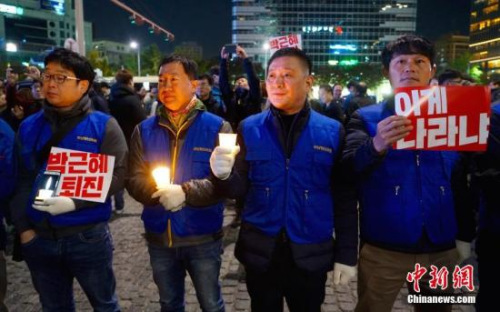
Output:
[394, 86, 491, 151]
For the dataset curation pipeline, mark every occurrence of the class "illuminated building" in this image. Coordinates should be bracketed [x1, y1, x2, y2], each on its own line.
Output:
[0, 0, 92, 66]
[470, 0, 500, 76]
[232, 0, 417, 68]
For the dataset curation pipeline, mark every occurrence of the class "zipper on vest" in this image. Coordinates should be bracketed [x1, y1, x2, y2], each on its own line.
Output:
[167, 219, 173, 247]
[395, 185, 400, 196]
[416, 154, 420, 166]
[266, 187, 270, 198]
[171, 122, 189, 183]
[304, 189, 309, 200]
[440, 186, 445, 196]
[286, 158, 290, 170]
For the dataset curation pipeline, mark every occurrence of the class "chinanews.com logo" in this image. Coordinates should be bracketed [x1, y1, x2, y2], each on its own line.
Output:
[405, 263, 477, 305]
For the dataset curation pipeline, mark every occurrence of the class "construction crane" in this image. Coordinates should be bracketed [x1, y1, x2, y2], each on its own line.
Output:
[109, 0, 175, 42]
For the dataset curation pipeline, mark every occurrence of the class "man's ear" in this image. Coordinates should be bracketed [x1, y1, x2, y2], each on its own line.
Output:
[306, 74, 314, 89]
[191, 79, 199, 89]
[430, 64, 437, 79]
[79, 80, 89, 93]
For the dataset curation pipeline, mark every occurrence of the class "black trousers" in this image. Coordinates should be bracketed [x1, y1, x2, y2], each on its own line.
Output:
[244, 241, 327, 312]
[476, 229, 500, 312]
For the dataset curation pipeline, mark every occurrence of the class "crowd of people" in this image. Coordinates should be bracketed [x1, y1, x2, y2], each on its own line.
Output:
[0, 34, 498, 312]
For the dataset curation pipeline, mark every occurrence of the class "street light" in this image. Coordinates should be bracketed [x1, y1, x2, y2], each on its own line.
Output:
[129, 41, 141, 76]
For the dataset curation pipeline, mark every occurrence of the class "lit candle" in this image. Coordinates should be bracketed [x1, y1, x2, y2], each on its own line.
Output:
[152, 166, 170, 188]
[219, 133, 237, 148]
[36, 177, 54, 200]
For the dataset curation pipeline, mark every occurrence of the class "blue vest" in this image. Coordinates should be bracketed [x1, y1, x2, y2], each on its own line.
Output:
[241, 110, 341, 244]
[357, 102, 459, 246]
[140, 112, 224, 236]
[0, 119, 15, 200]
[19, 110, 112, 227]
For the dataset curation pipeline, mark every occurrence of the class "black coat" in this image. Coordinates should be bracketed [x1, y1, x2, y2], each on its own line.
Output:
[109, 83, 147, 146]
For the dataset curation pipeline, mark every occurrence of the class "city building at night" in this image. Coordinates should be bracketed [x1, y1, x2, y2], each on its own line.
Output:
[435, 34, 470, 70]
[92, 40, 131, 67]
[470, 0, 500, 76]
[232, 0, 417, 69]
[0, 0, 92, 66]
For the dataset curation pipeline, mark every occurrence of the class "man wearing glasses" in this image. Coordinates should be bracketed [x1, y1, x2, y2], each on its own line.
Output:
[9, 48, 127, 311]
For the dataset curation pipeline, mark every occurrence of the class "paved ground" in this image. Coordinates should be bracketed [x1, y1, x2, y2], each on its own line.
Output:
[4, 193, 476, 312]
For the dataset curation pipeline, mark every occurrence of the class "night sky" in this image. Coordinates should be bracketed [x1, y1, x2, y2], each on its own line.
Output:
[83, 0, 232, 58]
[84, 0, 471, 59]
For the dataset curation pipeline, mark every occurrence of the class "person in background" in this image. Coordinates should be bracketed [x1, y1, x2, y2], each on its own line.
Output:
[318, 84, 345, 123]
[109, 69, 147, 214]
[219, 45, 261, 130]
[196, 74, 225, 118]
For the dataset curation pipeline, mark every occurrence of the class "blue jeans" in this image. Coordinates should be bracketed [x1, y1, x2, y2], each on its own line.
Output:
[22, 224, 120, 312]
[148, 239, 225, 312]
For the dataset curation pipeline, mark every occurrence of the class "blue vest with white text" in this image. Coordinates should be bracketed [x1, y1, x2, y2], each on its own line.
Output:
[19, 111, 112, 227]
[357, 102, 459, 246]
[140, 112, 224, 236]
[241, 110, 341, 244]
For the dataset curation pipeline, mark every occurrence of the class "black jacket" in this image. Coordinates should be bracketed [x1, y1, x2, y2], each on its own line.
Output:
[219, 58, 262, 129]
[109, 83, 147, 146]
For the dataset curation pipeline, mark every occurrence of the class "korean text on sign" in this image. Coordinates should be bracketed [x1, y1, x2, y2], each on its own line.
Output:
[269, 34, 302, 54]
[394, 86, 491, 151]
[46, 147, 115, 203]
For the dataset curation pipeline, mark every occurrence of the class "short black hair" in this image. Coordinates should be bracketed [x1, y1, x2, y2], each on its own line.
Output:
[438, 69, 463, 85]
[381, 35, 435, 70]
[267, 47, 312, 75]
[100, 81, 110, 89]
[319, 84, 333, 94]
[347, 80, 359, 89]
[115, 69, 133, 85]
[159, 55, 198, 80]
[198, 73, 213, 86]
[44, 48, 95, 88]
[209, 65, 220, 76]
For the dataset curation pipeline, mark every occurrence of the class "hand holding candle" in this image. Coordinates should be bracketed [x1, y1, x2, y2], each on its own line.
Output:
[210, 133, 240, 180]
[152, 166, 170, 189]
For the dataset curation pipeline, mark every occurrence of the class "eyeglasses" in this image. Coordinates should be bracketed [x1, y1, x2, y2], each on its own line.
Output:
[41, 73, 81, 84]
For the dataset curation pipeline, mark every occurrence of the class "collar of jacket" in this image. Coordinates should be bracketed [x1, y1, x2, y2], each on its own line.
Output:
[269, 100, 311, 120]
[42, 94, 91, 124]
[157, 97, 206, 133]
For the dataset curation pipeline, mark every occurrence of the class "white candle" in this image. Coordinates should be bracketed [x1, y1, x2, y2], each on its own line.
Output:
[219, 133, 237, 148]
[152, 167, 170, 188]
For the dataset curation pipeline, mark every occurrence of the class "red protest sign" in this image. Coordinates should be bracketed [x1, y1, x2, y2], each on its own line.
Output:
[46, 147, 115, 203]
[394, 86, 491, 151]
[269, 34, 302, 55]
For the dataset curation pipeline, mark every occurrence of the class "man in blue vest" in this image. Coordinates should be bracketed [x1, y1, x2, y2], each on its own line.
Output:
[0, 118, 15, 312]
[9, 48, 128, 311]
[127, 55, 232, 312]
[473, 103, 500, 311]
[343, 35, 475, 312]
[210, 47, 358, 312]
